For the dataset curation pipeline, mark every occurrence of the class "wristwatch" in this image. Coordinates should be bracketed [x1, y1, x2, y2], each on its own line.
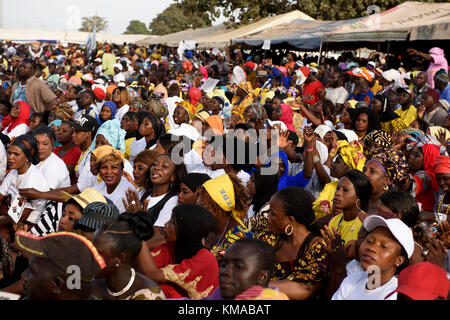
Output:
[312, 155, 320, 164]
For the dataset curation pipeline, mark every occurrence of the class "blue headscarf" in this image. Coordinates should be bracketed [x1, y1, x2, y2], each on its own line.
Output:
[48, 120, 62, 147]
[265, 151, 310, 190]
[100, 101, 117, 124]
[90, 119, 126, 153]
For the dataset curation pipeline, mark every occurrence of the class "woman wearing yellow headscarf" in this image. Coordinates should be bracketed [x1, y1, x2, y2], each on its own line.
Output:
[231, 81, 254, 116]
[313, 140, 366, 219]
[199, 173, 252, 260]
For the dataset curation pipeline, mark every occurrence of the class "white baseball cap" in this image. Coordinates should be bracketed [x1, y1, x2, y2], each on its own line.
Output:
[113, 63, 123, 71]
[363, 215, 414, 258]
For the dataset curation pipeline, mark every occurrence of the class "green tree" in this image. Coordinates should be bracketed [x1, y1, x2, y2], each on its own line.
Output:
[78, 16, 108, 32]
[175, 0, 449, 26]
[148, 3, 211, 35]
[124, 20, 150, 34]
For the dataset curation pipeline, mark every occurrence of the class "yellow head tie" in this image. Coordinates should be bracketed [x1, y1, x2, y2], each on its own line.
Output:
[202, 174, 246, 229]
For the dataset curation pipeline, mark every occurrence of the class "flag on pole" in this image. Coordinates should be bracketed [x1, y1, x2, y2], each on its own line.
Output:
[86, 17, 97, 57]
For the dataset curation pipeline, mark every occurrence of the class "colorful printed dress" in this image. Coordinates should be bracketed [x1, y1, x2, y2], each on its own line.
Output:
[151, 242, 219, 299]
[255, 232, 329, 284]
[210, 225, 253, 260]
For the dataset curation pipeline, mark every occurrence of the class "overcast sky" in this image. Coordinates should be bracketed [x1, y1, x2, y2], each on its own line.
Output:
[0, 0, 177, 33]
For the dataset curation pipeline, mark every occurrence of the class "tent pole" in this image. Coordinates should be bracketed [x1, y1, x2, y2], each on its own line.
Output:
[317, 35, 323, 65]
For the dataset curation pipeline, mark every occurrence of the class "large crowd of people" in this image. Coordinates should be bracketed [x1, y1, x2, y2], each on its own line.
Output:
[0, 40, 448, 300]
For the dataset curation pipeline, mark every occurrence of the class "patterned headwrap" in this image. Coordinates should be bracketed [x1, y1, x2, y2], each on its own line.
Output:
[370, 148, 408, 185]
[329, 140, 366, 171]
[364, 130, 392, 149]
[53, 103, 74, 120]
[245, 102, 267, 119]
[175, 101, 196, 120]
[238, 81, 254, 95]
[90, 119, 126, 153]
[202, 174, 246, 229]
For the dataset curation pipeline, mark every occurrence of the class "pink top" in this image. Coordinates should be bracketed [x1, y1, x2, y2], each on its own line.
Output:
[426, 47, 448, 88]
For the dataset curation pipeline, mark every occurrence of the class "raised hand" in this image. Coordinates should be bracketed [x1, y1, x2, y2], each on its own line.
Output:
[320, 225, 347, 273]
[303, 126, 316, 146]
[438, 220, 450, 248]
[437, 129, 448, 148]
[277, 129, 290, 150]
[422, 236, 448, 270]
[122, 188, 144, 214]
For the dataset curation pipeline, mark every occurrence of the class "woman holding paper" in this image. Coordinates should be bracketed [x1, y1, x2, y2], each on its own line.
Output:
[0, 134, 49, 231]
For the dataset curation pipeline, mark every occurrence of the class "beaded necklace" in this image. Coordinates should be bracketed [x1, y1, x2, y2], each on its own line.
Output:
[437, 192, 450, 215]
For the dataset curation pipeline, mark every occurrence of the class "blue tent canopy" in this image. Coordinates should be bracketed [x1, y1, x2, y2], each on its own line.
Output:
[232, 18, 363, 50]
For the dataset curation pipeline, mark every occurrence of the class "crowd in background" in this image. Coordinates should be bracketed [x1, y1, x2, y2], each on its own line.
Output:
[0, 39, 448, 300]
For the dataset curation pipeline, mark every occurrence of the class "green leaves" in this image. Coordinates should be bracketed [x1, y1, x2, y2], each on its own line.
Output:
[78, 16, 108, 32]
[174, 0, 449, 27]
[148, 3, 212, 35]
[123, 20, 150, 35]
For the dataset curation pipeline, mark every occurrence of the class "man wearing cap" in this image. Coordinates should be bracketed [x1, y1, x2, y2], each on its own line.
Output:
[395, 86, 417, 127]
[434, 71, 450, 104]
[407, 47, 448, 89]
[419, 88, 447, 127]
[347, 68, 375, 107]
[69, 114, 99, 181]
[412, 71, 430, 108]
[10, 58, 58, 114]
[16, 230, 105, 300]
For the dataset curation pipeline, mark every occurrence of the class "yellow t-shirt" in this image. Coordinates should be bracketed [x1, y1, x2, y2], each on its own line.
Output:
[124, 137, 136, 161]
[394, 105, 417, 127]
[328, 213, 363, 244]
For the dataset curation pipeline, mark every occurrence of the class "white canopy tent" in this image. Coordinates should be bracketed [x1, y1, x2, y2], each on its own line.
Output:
[323, 1, 450, 42]
[0, 28, 152, 44]
[135, 10, 315, 48]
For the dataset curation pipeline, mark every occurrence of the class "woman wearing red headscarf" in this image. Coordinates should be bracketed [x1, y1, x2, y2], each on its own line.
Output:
[2, 100, 31, 139]
[189, 87, 202, 109]
[407, 144, 441, 212]
[434, 155, 450, 222]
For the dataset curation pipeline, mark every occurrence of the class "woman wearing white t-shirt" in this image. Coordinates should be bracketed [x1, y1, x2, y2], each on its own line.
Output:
[93, 148, 137, 213]
[331, 215, 414, 300]
[2, 100, 30, 140]
[130, 112, 165, 165]
[0, 134, 49, 229]
[124, 153, 186, 248]
[32, 126, 71, 189]
[112, 87, 130, 123]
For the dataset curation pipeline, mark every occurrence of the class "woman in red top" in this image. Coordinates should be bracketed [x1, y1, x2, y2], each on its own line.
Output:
[53, 120, 82, 184]
[407, 143, 441, 212]
[135, 204, 219, 299]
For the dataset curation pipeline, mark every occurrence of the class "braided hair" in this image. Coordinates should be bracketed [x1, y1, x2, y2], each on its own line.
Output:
[274, 186, 321, 235]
